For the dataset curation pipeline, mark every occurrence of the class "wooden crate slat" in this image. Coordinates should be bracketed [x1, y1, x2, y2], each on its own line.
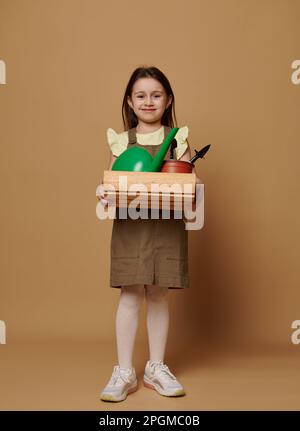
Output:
[102, 170, 196, 210]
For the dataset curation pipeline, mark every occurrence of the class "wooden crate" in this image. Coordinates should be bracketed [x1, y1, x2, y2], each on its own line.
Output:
[102, 170, 196, 211]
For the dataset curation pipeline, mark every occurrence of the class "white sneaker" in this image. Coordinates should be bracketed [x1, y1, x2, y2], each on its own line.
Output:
[100, 365, 138, 402]
[143, 359, 185, 397]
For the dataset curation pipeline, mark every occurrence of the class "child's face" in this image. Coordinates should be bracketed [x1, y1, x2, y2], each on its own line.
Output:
[127, 77, 172, 125]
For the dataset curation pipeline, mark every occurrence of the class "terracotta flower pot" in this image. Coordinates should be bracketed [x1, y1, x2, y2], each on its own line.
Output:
[160, 160, 195, 174]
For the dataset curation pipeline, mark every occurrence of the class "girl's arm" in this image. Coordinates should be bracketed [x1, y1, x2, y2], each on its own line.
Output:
[96, 151, 117, 204]
[101, 151, 117, 183]
[177, 141, 203, 184]
[107, 152, 117, 170]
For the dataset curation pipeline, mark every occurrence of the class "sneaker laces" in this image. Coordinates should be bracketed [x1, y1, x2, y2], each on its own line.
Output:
[108, 365, 133, 385]
[149, 360, 177, 381]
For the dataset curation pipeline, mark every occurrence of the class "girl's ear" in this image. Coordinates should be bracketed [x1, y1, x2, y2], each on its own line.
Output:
[127, 95, 133, 109]
[166, 95, 172, 110]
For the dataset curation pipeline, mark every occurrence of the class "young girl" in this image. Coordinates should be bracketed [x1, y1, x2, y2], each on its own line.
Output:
[96, 66, 201, 402]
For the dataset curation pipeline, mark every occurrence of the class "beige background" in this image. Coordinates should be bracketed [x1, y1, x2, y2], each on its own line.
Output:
[1, 0, 300, 410]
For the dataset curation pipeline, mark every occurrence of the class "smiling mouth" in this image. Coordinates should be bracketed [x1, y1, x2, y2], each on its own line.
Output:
[142, 109, 156, 111]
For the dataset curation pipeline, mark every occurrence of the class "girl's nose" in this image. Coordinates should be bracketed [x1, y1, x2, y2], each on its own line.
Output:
[145, 99, 153, 106]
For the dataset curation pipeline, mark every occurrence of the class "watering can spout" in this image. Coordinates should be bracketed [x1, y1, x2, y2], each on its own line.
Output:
[149, 127, 179, 172]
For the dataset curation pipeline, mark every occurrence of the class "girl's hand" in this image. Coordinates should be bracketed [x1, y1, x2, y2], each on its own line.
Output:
[96, 181, 108, 207]
[96, 152, 117, 206]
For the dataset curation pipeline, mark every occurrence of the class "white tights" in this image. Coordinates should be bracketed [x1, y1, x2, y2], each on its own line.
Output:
[115, 284, 169, 368]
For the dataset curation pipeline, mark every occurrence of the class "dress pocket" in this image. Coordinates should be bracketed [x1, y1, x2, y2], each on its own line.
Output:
[161, 256, 188, 275]
[111, 255, 140, 276]
[166, 257, 187, 260]
[111, 253, 140, 259]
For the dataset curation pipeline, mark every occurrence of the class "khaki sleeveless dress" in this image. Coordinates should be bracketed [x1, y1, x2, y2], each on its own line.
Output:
[110, 125, 189, 289]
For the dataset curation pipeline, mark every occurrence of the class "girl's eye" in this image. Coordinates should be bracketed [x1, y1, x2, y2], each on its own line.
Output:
[137, 95, 161, 98]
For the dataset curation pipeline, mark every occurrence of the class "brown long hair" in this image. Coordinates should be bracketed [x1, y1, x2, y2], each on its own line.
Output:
[121, 66, 178, 131]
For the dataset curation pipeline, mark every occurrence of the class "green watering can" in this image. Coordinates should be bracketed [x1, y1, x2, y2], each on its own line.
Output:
[112, 127, 179, 172]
